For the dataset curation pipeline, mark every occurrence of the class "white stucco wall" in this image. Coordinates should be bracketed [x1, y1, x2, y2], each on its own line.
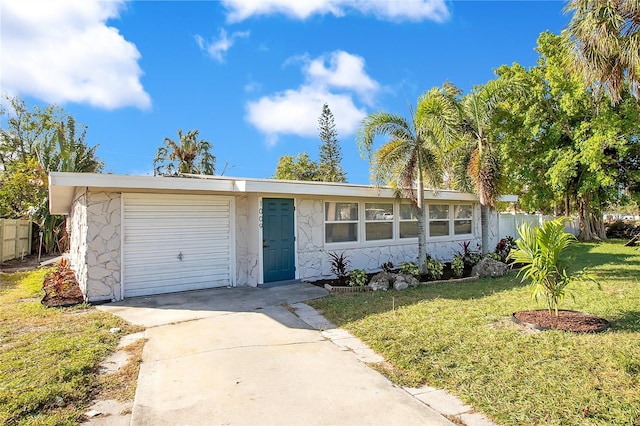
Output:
[296, 198, 483, 282]
[235, 194, 260, 286]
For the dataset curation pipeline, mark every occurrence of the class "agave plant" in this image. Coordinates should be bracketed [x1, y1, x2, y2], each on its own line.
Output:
[509, 218, 595, 316]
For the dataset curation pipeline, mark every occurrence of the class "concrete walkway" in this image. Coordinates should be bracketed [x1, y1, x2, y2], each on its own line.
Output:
[99, 284, 494, 426]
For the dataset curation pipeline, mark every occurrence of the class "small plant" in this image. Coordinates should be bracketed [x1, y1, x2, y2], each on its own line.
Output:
[460, 241, 482, 267]
[328, 251, 350, 285]
[485, 252, 503, 262]
[380, 261, 394, 273]
[400, 261, 420, 277]
[424, 257, 444, 280]
[348, 269, 368, 287]
[451, 254, 465, 277]
[494, 236, 516, 262]
[42, 258, 84, 306]
[509, 218, 597, 316]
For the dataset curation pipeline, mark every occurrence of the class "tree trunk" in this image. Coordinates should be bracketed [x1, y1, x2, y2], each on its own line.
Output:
[577, 195, 606, 241]
[480, 204, 490, 254]
[417, 178, 428, 274]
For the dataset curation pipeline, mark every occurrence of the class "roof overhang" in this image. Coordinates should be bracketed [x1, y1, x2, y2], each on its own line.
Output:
[49, 172, 516, 215]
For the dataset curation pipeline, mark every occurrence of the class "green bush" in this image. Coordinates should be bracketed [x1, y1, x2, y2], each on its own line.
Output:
[485, 252, 502, 262]
[424, 257, 444, 280]
[451, 254, 465, 277]
[348, 269, 368, 287]
[400, 262, 420, 277]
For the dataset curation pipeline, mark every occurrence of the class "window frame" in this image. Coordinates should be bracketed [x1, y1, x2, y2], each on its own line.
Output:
[364, 202, 394, 241]
[399, 203, 419, 239]
[324, 201, 359, 244]
[323, 200, 475, 246]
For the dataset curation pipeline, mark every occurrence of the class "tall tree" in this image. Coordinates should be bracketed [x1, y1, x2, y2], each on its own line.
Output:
[273, 153, 320, 181]
[497, 32, 640, 240]
[0, 95, 104, 253]
[357, 84, 460, 273]
[317, 103, 346, 182]
[565, 0, 640, 103]
[451, 74, 528, 252]
[153, 129, 216, 176]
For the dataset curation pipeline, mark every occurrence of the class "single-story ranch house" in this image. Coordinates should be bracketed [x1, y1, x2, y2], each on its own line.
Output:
[48, 172, 515, 302]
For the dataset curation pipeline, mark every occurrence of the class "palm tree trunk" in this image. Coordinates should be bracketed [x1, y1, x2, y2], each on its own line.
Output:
[480, 204, 490, 254]
[417, 177, 428, 275]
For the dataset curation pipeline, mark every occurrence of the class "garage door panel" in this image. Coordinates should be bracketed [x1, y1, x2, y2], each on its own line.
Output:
[123, 194, 234, 298]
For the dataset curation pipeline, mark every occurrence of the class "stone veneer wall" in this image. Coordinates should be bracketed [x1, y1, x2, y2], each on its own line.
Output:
[84, 192, 122, 302]
[67, 188, 88, 298]
[296, 198, 483, 282]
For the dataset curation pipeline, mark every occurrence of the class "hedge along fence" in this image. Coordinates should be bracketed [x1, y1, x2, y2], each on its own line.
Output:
[0, 219, 32, 262]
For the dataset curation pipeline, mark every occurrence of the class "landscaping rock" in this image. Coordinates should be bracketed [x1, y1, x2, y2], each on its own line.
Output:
[471, 257, 509, 277]
[368, 272, 390, 291]
[393, 275, 409, 291]
[401, 273, 419, 287]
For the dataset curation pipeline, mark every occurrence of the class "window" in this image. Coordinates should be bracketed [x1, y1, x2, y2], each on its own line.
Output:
[325, 202, 358, 243]
[365, 203, 393, 240]
[429, 204, 450, 237]
[454, 204, 473, 235]
[399, 203, 419, 238]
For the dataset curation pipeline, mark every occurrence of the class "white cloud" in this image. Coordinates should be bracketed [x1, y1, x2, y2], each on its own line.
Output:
[195, 28, 250, 63]
[245, 51, 378, 145]
[306, 51, 379, 104]
[222, 0, 449, 23]
[1, 0, 151, 110]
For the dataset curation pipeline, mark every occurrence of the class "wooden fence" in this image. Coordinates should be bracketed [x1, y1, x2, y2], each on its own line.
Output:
[0, 219, 32, 262]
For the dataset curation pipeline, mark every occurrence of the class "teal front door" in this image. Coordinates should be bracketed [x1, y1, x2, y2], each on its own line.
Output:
[263, 198, 295, 282]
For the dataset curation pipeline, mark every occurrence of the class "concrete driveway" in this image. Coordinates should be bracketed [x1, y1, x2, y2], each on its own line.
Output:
[99, 283, 454, 425]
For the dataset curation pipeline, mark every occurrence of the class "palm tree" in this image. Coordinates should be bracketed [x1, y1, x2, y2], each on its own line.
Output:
[454, 76, 528, 253]
[357, 84, 461, 272]
[154, 129, 216, 176]
[565, 0, 640, 103]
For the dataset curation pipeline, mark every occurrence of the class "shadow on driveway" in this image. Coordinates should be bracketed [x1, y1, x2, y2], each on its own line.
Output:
[98, 282, 329, 328]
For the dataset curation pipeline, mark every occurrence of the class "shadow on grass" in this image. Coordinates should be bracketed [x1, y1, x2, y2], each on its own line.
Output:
[567, 240, 640, 270]
[609, 310, 640, 332]
[314, 242, 640, 329]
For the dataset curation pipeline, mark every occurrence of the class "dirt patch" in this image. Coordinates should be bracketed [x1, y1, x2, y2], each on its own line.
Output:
[513, 310, 610, 333]
[0, 254, 60, 273]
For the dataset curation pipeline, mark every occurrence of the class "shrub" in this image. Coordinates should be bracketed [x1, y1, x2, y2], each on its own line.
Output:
[42, 259, 84, 306]
[424, 257, 443, 280]
[328, 251, 350, 285]
[494, 236, 516, 262]
[400, 261, 420, 277]
[380, 261, 394, 273]
[451, 254, 465, 277]
[460, 241, 482, 267]
[485, 252, 503, 262]
[509, 218, 597, 316]
[348, 269, 368, 287]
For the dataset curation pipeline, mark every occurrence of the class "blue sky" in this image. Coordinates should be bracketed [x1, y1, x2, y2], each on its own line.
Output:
[2, 0, 570, 184]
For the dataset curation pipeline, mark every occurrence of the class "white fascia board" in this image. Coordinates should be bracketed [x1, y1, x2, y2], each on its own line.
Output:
[49, 172, 502, 215]
[48, 172, 238, 214]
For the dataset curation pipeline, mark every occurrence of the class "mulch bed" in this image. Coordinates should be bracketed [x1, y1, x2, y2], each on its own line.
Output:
[513, 310, 610, 333]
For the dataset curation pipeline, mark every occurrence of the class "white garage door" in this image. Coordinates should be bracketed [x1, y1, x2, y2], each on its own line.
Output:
[122, 193, 234, 298]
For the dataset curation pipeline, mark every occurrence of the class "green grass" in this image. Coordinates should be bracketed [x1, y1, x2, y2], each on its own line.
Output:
[0, 268, 143, 425]
[310, 240, 640, 425]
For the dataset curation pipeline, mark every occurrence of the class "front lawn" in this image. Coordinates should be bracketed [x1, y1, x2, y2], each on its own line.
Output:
[309, 241, 640, 425]
[0, 268, 142, 425]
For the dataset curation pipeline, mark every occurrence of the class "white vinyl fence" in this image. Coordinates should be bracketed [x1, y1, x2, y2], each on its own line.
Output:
[0, 219, 32, 262]
[498, 213, 579, 241]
